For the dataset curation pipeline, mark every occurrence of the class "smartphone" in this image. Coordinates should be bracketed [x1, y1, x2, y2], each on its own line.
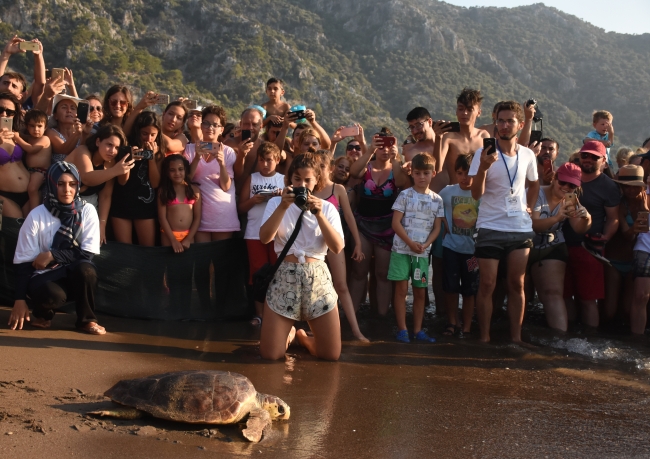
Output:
[530, 130, 543, 144]
[257, 190, 276, 197]
[483, 137, 496, 155]
[45, 69, 51, 79]
[241, 129, 252, 142]
[447, 122, 461, 133]
[155, 94, 170, 105]
[377, 136, 396, 148]
[1, 117, 13, 132]
[184, 99, 197, 110]
[51, 68, 64, 81]
[116, 145, 133, 162]
[340, 126, 360, 137]
[543, 159, 553, 175]
[198, 141, 213, 151]
[637, 211, 650, 232]
[133, 149, 154, 161]
[19, 41, 39, 52]
[77, 101, 89, 124]
[565, 192, 577, 208]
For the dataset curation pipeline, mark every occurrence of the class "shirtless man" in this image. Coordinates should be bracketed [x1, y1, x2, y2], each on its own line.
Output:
[478, 101, 500, 136]
[233, 107, 263, 192]
[261, 78, 290, 129]
[435, 88, 489, 186]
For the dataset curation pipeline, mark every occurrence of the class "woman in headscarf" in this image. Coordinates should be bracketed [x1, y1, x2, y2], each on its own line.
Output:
[8, 161, 105, 334]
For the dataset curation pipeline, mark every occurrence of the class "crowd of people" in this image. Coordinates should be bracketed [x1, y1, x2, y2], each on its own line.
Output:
[3, 36, 650, 360]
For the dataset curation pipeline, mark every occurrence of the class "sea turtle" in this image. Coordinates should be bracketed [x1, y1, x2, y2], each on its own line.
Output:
[88, 370, 290, 442]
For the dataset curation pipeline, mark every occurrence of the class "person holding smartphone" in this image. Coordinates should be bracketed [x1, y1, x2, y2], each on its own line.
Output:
[530, 162, 591, 332]
[469, 101, 540, 344]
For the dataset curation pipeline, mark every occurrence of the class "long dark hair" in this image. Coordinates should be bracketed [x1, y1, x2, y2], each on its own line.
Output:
[0, 91, 23, 132]
[159, 154, 197, 205]
[285, 152, 324, 192]
[85, 124, 127, 152]
[128, 111, 165, 160]
[101, 85, 133, 125]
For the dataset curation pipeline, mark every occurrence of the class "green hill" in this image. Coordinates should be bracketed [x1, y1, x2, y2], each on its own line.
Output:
[2, 0, 649, 160]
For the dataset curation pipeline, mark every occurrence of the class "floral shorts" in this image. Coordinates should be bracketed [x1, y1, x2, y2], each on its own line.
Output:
[266, 260, 338, 321]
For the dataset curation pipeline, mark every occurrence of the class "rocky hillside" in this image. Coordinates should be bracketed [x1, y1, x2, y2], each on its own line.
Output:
[2, 0, 649, 159]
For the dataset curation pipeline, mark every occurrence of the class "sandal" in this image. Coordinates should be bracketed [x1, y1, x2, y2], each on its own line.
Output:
[78, 322, 106, 335]
[249, 316, 262, 326]
[396, 329, 410, 343]
[413, 330, 436, 343]
[442, 323, 460, 337]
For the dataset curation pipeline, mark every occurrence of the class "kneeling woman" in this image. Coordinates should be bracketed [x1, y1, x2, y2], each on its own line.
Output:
[259, 153, 344, 361]
[8, 162, 105, 334]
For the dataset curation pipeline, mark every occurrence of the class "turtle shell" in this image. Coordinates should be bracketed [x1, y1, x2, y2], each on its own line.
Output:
[104, 370, 258, 424]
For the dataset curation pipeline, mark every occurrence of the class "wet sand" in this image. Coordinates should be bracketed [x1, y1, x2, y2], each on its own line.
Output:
[1, 305, 650, 458]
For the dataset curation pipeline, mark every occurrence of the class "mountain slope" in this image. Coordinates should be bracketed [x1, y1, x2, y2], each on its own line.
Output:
[1, 0, 649, 159]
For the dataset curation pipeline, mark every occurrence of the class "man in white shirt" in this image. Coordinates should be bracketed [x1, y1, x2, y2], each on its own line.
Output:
[469, 101, 540, 344]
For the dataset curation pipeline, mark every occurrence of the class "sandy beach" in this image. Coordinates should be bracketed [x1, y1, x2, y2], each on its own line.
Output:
[1, 302, 650, 458]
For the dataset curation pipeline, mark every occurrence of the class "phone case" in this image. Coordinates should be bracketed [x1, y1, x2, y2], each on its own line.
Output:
[340, 126, 359, 137]
[1, 117, 13, 131]
[52, 68, 64, 80]
[156, 95, 170, 105]
[19, 42, 39, 52]
[185, 100, 197, 109]
[77, 102, 89, 124]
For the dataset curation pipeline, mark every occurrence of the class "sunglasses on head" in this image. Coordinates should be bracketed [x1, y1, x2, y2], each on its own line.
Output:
[0, 107, 16, 116]
[580, 152, 601, 161]
[558, 180, 578, 190]
[347, 144, 361, 151]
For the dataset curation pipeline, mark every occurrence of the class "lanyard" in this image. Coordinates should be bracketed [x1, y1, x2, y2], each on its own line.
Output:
[497, 142, 519, 195]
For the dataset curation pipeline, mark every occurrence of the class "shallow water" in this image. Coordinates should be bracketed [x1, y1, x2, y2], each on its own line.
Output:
[1, 302, 650, 458]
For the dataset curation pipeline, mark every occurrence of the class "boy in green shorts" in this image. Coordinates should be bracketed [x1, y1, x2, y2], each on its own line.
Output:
[389, 153, 444, 343]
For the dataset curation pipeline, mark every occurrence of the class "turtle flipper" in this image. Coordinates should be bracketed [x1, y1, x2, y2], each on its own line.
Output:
[242, 409, 271, 442]
[88, 407, 145, 419]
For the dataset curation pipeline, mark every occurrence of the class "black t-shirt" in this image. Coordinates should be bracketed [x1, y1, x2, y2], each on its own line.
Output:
[563, 173, 621, 246]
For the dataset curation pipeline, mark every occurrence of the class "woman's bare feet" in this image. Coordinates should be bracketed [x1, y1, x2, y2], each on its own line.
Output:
[30, 317, 51, 329]
[78, 322, 106, 335]
[295, 329, 317, 357]
[285, 326, 296, 350]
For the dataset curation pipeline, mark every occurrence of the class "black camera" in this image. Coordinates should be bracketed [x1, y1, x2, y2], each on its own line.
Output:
[139, 150, 154, 160]
[293, 186, 310, 211]
[526, 98, 543, 122]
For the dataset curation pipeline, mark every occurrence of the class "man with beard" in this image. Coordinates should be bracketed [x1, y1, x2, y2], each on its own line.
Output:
[536, 138, 560, 186]
[469, 101, 539, 343]
[563, 141, 620, 329]
[233, 107, 263, 191]
[435, 88, 489, 186]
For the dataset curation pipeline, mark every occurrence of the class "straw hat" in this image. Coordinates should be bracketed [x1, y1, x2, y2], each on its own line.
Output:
[613, 165, 646, 187]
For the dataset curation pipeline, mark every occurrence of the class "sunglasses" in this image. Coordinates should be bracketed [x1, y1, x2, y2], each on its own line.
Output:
[0, 107, 16, 116]
[347, 144, 361, 151]
[89, 106, 102, 112]
[201, 121, 223, 129]
[580, 152, 601, 161]
[110, 99, 128, 107]
[558, 180, 578, 190]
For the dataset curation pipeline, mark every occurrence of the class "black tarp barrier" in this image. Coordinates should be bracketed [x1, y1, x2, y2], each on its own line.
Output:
[0, 218, 251, 320]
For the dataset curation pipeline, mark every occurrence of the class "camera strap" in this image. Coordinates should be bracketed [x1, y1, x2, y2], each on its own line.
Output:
[271, 209, 306, 270]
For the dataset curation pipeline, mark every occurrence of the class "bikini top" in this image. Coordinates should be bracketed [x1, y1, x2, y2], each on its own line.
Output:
[324, 183, 340, 210]
[168, 196, 196, 206]
[362, 164, 395, 198]
[0, 144, 24, 166]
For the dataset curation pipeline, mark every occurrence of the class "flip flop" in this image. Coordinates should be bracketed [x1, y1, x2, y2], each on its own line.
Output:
[249, 316, 262, 326]
[78, 322, 106, 335]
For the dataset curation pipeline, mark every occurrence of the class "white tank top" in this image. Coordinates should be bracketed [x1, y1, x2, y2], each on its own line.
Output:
[244, 172, 285, 239]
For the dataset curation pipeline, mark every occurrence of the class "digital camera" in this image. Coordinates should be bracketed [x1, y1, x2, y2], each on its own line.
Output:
[293, 186, 310, 211]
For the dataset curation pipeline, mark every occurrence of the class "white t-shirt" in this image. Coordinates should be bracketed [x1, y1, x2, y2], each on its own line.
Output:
[261, 197, 344, 262]
[468, 145, 538, 232]
[14, 204, 100, 273]
[244, 172, 285, 240]
[391, 188, 444, 257]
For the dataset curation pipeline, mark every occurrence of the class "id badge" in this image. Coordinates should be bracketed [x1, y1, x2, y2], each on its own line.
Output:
[505, 195, 521, 217]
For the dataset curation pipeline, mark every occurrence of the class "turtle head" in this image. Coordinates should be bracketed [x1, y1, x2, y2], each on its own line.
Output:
[259, 394, 290, 420]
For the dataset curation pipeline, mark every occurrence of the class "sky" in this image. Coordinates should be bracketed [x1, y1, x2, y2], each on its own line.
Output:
[443, 0, 650, 35]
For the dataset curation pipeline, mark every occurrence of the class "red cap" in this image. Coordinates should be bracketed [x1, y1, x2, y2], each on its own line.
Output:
[579, 140, 607, 157]
[556, 162, 582, 187]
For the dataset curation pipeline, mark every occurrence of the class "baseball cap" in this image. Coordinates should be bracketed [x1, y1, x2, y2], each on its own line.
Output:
[556, 162, 582, 187]
[579, 140, 607, 157]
